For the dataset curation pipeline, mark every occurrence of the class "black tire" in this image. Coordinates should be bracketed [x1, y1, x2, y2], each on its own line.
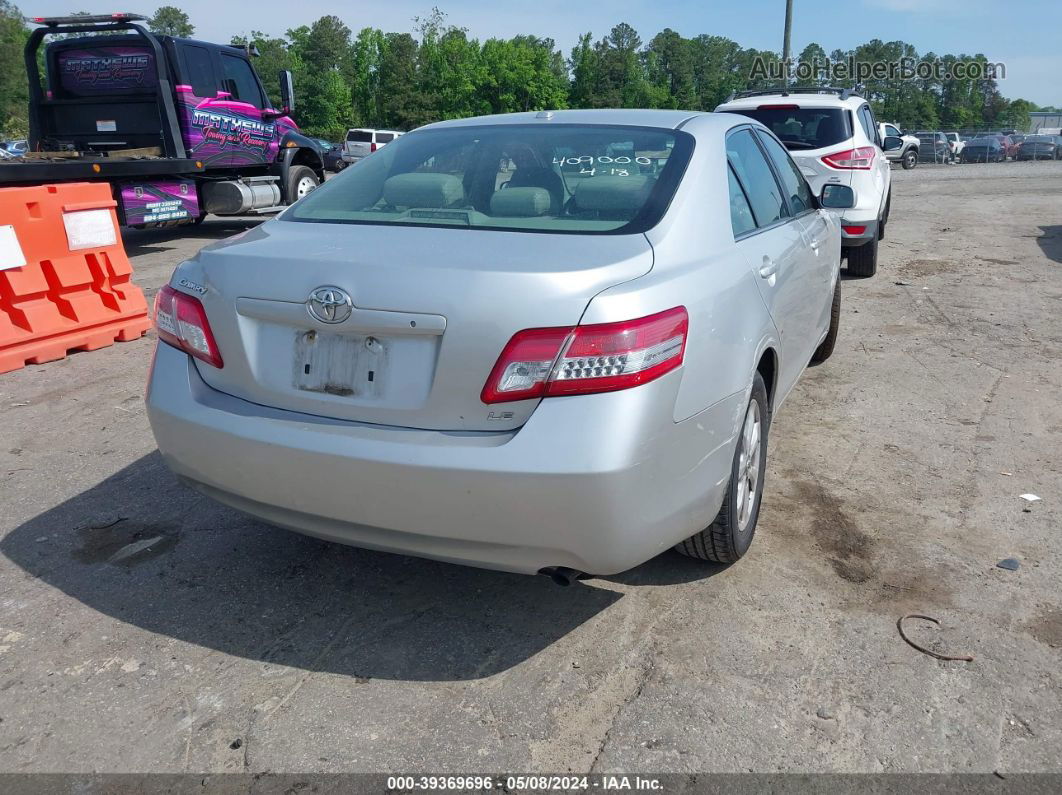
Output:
[334, 158, 347, 171]
[285, 164, 320, 205]
[901, 149, 917, 169]
[846, 233, 878, 278]
[811, 279, 841, 364]
[675, 372, 770, 564]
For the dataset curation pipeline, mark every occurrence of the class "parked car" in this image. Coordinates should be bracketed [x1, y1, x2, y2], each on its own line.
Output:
[343, 128, 402, 163]
[879, 123, 919, 169]
[716, 87, 892, 276]
[313, 138, 347, 172]
[943, 132, 965, 160]
[146, 109, 850, 578]
[962, 137, 1006, 162]
[913, 131, 953, 163]
[1017, 134, 1062, 160]
[1, 139, 28, 156]
[996, 134, 1020, 159]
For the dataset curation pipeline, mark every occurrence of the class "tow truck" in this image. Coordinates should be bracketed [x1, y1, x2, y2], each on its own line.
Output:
[0, 13, 325, 227]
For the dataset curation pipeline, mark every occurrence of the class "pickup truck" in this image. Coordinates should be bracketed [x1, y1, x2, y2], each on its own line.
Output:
[878, 123, 919, 169]
[0, 13, 324, 228]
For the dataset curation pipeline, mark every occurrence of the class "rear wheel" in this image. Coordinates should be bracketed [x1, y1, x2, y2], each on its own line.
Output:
[286, 165, 320, 205]
[846, 234, 878, 278]
[902, 149, 917, 169]
[675, 373, 769, 564]
[811, 279, 841, 364]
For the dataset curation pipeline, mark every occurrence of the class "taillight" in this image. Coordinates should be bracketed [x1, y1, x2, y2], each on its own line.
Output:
[481, 307, 688, 404]
[842, 225, 867, 236]
[821, 146, 876, 170]
[370, 142, 378, 153]
[153, 284, 224, 368]
[758, 104, 799, 110]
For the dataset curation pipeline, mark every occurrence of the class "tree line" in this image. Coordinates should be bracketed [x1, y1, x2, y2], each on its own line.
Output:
[0, 3, 1052, 140]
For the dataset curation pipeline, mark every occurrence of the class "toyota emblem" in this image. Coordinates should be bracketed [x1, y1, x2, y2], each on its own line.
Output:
[307, 286, 353, 324]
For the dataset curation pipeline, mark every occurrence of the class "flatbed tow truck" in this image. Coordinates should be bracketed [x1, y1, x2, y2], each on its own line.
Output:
[0, 12, 324, 227]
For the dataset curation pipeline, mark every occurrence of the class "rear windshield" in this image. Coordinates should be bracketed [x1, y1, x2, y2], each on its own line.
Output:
[288, 124, 693, 235]
[1025, 135, 1054, 143]
[376, 132, 395, 143]
[727, 107, 851, 150]
[346, 130, 372, 142]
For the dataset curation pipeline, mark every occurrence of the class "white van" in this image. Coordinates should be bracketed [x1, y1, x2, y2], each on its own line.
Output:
[343, 128, 402, 163]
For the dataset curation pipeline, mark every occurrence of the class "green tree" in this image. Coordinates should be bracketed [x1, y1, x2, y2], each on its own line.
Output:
[148, 6, 194, 37]
[0, 0, 29, 137]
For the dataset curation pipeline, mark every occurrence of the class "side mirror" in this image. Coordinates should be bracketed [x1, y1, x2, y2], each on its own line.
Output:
[279, 69, 294, 115]
[883, 135, 903, 152]
[820, 184, 855, 209]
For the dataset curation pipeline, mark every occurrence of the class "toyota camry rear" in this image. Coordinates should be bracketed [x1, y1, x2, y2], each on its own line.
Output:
[146, 110, 840, 576]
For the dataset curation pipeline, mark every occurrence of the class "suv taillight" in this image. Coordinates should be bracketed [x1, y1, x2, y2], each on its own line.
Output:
[370, 141, 378, 152]
[153, 284, 224, 368]
[821, 146, 876, 170]
[481, 307, 688, 404]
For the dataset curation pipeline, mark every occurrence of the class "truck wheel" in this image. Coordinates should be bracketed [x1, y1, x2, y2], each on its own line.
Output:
[811, 279, 841, 364]
[286, 165, 319, 204]
[675, 372, 770, 564]
[846, 235, 878, 278]
[902, 149, 917, 169]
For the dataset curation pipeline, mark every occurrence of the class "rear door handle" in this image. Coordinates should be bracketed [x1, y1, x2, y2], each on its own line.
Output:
[758, 257, 778, 279]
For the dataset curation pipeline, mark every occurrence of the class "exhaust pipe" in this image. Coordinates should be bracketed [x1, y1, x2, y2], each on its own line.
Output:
[539, 566, 584, 587]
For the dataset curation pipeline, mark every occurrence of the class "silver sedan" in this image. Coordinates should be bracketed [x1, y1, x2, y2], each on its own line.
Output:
[146, 109, 851, 580]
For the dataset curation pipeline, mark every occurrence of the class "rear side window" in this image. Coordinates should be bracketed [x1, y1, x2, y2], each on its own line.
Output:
[180, 44, 216, 97]
[289, 124, 693, 235]
[732, 107, 852, 151]
[376, 132, 395, 144]
[857, 105, 877, 144]
[727, 166, 756, 237]
[755, 130, 814, 216]
[726, 129, 788, 228]
[347, 130, 372, 142]
[219, 53, 264, 108]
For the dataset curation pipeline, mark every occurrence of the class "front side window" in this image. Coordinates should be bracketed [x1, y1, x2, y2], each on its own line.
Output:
[289, 124, 693, 235]
[219, 53, 264, 108]
[755, 130, 814, 216]
[726, 129, 788, 228]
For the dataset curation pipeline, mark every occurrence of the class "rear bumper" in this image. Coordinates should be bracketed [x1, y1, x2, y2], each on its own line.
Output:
[840, 218, 879, 248]
[146, 343, 743, 575]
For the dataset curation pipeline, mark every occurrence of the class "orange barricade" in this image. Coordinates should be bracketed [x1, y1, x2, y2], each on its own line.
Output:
[0, 182, 150, 374]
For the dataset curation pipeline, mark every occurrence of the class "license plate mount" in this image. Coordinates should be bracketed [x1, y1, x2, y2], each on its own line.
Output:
[292, 330, 385, 398]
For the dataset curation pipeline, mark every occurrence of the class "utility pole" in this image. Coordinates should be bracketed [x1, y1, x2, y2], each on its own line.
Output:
[782, 0, 794, 86]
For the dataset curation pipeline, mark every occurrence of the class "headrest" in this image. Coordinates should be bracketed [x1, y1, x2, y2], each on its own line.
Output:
[572, 175, 655, 213]
[383, 173, 465, 208]
[490, 187, 553, 217]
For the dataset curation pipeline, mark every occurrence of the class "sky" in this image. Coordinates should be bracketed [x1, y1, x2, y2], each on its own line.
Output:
[27, 0, 1062, 105]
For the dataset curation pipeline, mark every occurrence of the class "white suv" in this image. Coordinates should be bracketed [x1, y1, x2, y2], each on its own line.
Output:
[343, 128, 403, 163]
[716, 88, 893, 277]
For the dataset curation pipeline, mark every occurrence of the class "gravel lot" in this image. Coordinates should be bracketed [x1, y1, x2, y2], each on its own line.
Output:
[1, 160, 1060, 774]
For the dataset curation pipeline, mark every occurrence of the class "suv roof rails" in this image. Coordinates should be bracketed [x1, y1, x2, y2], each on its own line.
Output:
[725, 86, 863, 102]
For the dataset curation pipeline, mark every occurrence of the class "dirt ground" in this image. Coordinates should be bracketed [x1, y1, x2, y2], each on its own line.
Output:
[1, 160, 1060, 774]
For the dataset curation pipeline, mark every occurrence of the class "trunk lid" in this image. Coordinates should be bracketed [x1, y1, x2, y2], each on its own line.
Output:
[182, 220, 654, 431]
